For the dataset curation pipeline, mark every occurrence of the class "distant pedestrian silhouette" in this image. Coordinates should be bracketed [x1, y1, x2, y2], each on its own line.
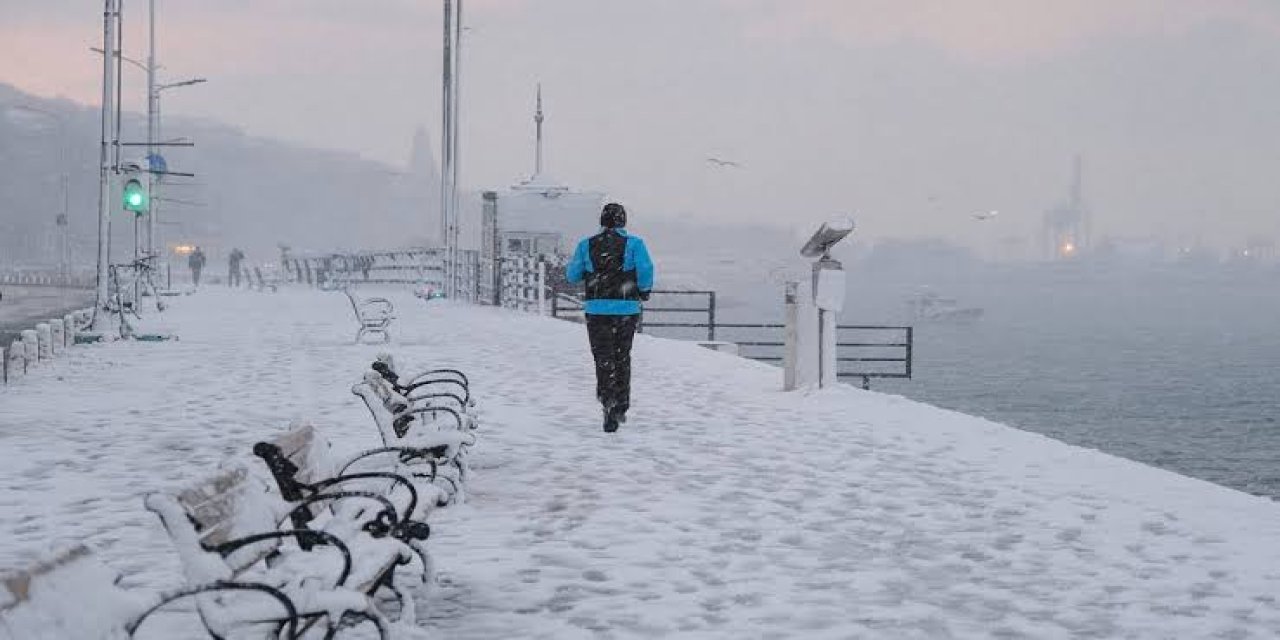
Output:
[189, 247, 206, 287]
[228, 248, 245, 287]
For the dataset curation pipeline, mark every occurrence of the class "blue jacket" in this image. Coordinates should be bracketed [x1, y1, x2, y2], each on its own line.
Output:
[565, 229, 655, 315]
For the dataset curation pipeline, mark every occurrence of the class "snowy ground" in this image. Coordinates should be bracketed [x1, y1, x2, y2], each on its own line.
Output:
[3, 287, 1280, 638]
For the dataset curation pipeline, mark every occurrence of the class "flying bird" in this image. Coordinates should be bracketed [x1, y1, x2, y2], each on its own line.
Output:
[973, 210, 999, 221]
[706, 157, 743, 168]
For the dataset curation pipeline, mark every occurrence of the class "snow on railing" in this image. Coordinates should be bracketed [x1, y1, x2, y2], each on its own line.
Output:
[2, 308, 92, 385]
[0, 269, 94, 288]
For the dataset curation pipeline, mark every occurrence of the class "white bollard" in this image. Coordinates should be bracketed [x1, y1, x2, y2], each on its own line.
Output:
[36, 324, 53, 361]
[63, 314, 77, 347]
[50, 320, 66, 355]
[8, 340, 26, 380]
[21, 330, 39, 367]
[537, 261, 547, 316]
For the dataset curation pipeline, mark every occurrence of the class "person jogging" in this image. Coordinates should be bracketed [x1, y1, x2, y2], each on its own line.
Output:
[565, 202, 655, 433]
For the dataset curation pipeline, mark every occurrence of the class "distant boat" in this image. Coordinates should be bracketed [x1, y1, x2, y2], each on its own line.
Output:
[907, 291, 984, 323]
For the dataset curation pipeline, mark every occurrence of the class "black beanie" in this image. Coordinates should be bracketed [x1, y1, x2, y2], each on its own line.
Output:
[600, 202, 627, 228]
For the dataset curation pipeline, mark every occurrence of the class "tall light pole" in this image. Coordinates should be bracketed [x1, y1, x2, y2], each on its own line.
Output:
[440, 0, 464, 298]
[147, 0, 158, 259]
[440, 0, 454, 297]
[93, 0, 121, 328]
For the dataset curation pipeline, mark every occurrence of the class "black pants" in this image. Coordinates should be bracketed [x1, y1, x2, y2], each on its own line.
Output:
[229, 266, 241, 287]
[586, 314, 639, 413]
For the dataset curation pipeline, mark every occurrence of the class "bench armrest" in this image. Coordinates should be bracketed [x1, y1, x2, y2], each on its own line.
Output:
[403, 377, 471, 405]
[405, 368, 469, 389]
[126, 581, 301, 638]
[405, 391, 467, 411]
[311, 472, 420, 529]
[338, 446, 447, 476]
[287, 491, 400, 539]
[398, 405, 463, 432]
[208, 529, 353, 587]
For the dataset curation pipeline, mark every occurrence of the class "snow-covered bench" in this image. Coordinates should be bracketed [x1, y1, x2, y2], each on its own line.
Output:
[0, 546, 153, 639]
[353, 372, 475, 505]
[371, 355, 472, 411]
[252, 424, 441, 548]
[344, 289, 394, 344]
[252, 266, 279, 293]
[144, 464, 419, 638]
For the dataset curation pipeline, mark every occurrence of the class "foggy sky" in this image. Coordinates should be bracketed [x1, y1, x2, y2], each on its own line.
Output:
[4, 0, 1280, 253]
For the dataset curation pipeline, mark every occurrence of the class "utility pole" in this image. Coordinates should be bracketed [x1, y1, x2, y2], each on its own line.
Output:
[93, 0, 120, 327]
[451, 0, 463, 299]
[439, 0, 464, 299]
[440, 0, 454, 297]
[146, 0, 158, 259]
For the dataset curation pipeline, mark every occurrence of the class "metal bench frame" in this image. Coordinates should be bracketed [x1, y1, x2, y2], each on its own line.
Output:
[344, 288, 394, 344]
[144, 465, 413, 638]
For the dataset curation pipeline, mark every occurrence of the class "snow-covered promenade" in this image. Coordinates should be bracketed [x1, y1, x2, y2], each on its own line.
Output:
[3, 288, 1280, 638]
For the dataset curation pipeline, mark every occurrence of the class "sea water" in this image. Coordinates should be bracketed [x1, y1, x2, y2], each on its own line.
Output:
[700, 262, 1280, 499]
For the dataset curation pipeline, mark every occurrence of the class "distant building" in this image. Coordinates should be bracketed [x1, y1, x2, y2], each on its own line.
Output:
[491, 86, 603, 257]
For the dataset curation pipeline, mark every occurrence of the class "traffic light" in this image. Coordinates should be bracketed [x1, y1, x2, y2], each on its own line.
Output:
[122, 178, 148, 214]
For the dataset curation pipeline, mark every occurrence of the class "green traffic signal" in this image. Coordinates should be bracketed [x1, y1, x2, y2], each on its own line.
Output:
[122, 178, 148, 213]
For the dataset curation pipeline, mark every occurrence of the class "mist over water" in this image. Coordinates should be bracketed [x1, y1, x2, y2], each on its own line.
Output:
[865, 266, 1280, 499]
[689, 254, 1280, 500]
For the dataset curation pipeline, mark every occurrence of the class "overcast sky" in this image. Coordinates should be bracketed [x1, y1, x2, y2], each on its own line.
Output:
[4, 0, 1280, 252]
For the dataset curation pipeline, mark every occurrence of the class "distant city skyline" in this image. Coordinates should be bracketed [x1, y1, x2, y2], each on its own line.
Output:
[4, 1, 1280, 253]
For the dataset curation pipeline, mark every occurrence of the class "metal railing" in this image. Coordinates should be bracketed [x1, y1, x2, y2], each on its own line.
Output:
[552, 291, 913, 388]
[552, 290, 719, 340]
[711, 324, 912, 385]
[637, 290, 717, 341]
[835, 325, 913, 388]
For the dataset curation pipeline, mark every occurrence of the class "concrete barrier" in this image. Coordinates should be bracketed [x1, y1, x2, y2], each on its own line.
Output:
[50, 320, 65, 355]
[1, 307, 95, 384]
[21, 330, 39, 365]
[36, 323, 52, 361]
[4, 340, 24, 382]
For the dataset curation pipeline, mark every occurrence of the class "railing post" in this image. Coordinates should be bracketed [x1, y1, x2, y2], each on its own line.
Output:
[905, 326, 914, 379]
[537, 260, 547, 316]
[708, 291, 717, 342]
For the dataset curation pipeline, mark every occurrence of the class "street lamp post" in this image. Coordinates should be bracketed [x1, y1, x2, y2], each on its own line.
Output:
[93, 0, 121, 328]
[147, 0, 157, 259]
[440, 0, 464, 299]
